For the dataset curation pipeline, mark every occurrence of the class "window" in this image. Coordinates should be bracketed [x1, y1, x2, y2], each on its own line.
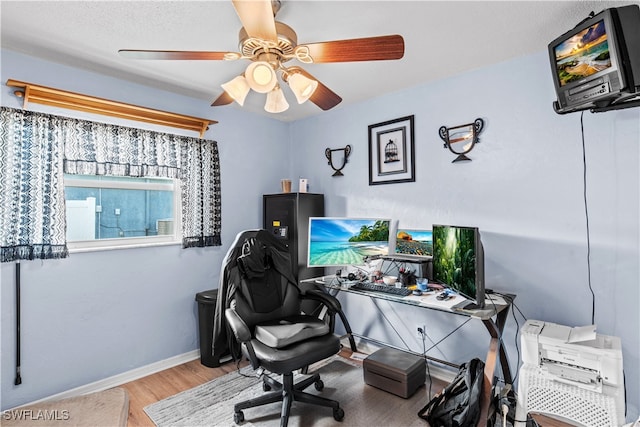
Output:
[64, 175, 181, 251]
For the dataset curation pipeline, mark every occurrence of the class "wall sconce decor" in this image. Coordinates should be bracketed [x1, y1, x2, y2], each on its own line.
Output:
[325, 145, 352, 176]
[439, 118, 484, 163]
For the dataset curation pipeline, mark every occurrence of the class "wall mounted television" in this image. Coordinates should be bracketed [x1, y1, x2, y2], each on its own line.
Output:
[432, 224, 485, 309]
[548, 5, 640, 114]
[394, 228, 433, 257]
[307, 217, 390, 267]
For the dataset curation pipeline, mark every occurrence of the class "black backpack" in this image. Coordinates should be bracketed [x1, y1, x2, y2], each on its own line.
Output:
[418, 358, 485, 427]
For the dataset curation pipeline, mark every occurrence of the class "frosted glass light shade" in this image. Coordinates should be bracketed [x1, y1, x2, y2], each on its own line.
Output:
[264, 87, 289, 113]
[221, 76, 250, 106]
[245, 61, 277, 93]
[287, 72, 318, 104]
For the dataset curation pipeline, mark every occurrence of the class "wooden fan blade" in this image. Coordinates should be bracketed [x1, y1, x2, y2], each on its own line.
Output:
[288, 66, 342, 111]
[232, 0, 277, 42]
[211, 91, 234, 107]
[300, 34, 404, 63]
[119, 50, 232, 60]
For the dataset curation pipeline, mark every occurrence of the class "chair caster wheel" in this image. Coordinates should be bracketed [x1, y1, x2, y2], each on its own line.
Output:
[333, 407, 345, 421]
[234, 411, 244, 423]
[263, 382, 271, 392]
[314, 379, 324, 391]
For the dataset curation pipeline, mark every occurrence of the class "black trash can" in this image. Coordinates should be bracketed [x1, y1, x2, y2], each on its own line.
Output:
[195, 289, 219, 368]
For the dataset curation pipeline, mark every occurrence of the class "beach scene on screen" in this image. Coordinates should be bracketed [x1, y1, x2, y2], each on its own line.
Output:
[395, 229, 433, 256]
[309, 219, 389, 266]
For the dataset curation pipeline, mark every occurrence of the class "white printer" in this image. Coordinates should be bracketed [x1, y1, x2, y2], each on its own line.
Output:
[516, 319, 625, 427]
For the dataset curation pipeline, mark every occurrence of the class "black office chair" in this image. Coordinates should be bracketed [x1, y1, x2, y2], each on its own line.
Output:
[224, 229, 345, 426]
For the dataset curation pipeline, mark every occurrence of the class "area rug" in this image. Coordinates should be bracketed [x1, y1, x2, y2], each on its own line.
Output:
[2, 387, 129, 427]
[144, 357, 433, 426]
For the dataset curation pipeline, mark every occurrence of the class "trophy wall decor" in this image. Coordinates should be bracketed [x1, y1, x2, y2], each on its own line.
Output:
[439, 118, 484, 163]
[325, 145, 352, 176]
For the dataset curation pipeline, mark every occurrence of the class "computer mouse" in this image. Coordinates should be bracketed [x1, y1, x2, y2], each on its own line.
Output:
[436, 292, 451, 301]
[412, 289, 422, 296]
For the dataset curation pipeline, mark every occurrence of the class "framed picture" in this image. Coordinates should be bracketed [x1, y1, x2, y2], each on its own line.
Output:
[368, 115, 415, 185]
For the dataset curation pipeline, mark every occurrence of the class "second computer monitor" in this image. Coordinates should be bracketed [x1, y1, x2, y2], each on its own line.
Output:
[432, 224, 485, 308]
[394, 228, 433, 257]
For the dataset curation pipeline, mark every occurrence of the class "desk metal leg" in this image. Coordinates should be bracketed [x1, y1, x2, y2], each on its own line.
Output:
[479, 338, 500, 426]
[483, 306, 513, 384]
[478, 305, 513, 426]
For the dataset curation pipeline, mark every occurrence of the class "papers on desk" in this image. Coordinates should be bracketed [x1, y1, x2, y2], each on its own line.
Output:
[404, 290, 465, 310]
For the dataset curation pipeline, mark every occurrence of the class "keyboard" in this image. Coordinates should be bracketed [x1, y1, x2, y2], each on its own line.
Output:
[350, 282, 412, 297]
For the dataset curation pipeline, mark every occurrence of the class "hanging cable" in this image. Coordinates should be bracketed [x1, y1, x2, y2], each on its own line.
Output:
[418, 327, 433, 398]
[496, 292, 524, 384]
[15, 262, 22, 385]
[580, 111, 596, 325]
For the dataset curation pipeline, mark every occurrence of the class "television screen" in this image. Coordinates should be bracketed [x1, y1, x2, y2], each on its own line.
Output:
[547, 5, 640, 113]
[432, 224, 485, 308]
[394, 229, 433, 257]
[308, 217, 390, 267]
[553, 19, 611, 87]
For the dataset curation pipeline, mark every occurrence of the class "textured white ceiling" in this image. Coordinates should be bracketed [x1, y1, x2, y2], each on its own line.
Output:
[1, 0, 637, 121]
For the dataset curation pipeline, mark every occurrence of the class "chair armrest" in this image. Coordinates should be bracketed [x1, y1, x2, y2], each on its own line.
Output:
[302, 289, 342, 313]
[225, 307, 261, 369]
[302, 288, 358, 352]
[225, 308, 252, 343]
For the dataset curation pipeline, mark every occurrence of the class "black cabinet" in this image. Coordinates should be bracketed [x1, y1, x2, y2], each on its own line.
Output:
[263, 193, 324, 280]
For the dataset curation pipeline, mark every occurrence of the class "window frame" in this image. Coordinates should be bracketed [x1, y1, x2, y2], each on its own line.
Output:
[64, 175, 182, 252]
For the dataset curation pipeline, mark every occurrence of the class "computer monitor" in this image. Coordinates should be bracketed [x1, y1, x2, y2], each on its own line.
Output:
[307, 217, 391, 267]
[432, 224, 485, 308]
[394, 228, 433, 257]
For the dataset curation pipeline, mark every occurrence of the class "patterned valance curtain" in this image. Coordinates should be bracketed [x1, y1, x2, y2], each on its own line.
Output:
[63, 119, 182, 178]
[0, 108, 68, 262]
[0, 107, 221, 262]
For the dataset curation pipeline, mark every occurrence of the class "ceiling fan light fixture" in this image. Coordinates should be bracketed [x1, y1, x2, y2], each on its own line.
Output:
[221, 75, 250, 106]
[287, 72, 318, 104]
[264, 85, 289, 113]
[245, 61, 277, 93]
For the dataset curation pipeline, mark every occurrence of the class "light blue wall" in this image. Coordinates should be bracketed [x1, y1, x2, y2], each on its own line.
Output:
[287, 51, 639, 421]
[1, 46, 638, 422]
[0, 49, 289, 409]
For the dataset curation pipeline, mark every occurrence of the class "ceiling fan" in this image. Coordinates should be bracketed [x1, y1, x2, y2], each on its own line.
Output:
[119, 0, 405, 113]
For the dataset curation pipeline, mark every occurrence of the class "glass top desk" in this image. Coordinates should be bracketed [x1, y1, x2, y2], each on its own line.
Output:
[301, 275, 515, 424]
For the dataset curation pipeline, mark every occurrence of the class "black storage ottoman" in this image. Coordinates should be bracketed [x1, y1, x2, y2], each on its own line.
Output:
[363, 347, 426, 398]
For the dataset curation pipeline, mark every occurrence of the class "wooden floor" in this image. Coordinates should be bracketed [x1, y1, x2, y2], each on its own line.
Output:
[120, 349, 354, 427]
[119, 349, 571, 427]
[119, 357, 245, 427]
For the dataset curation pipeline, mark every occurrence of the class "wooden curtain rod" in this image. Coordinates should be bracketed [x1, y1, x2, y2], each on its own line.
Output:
[6, 79, 217, 138]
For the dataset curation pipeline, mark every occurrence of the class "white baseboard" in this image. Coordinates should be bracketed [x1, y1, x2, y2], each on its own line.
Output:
[10, 350, 200, 410]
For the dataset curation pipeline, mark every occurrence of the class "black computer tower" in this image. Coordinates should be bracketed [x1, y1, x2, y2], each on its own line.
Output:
[263, 193, 324, 280]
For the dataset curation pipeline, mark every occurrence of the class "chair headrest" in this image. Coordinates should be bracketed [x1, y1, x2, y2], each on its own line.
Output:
[237, 237, 269, 279]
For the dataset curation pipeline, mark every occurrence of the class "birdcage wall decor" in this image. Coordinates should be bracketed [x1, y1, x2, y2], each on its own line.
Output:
[368, 115, 415, 185]
[384, 140, 400, 163]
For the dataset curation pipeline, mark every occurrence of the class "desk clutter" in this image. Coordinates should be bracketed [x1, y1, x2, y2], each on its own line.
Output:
[363, 347, 426, 399]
